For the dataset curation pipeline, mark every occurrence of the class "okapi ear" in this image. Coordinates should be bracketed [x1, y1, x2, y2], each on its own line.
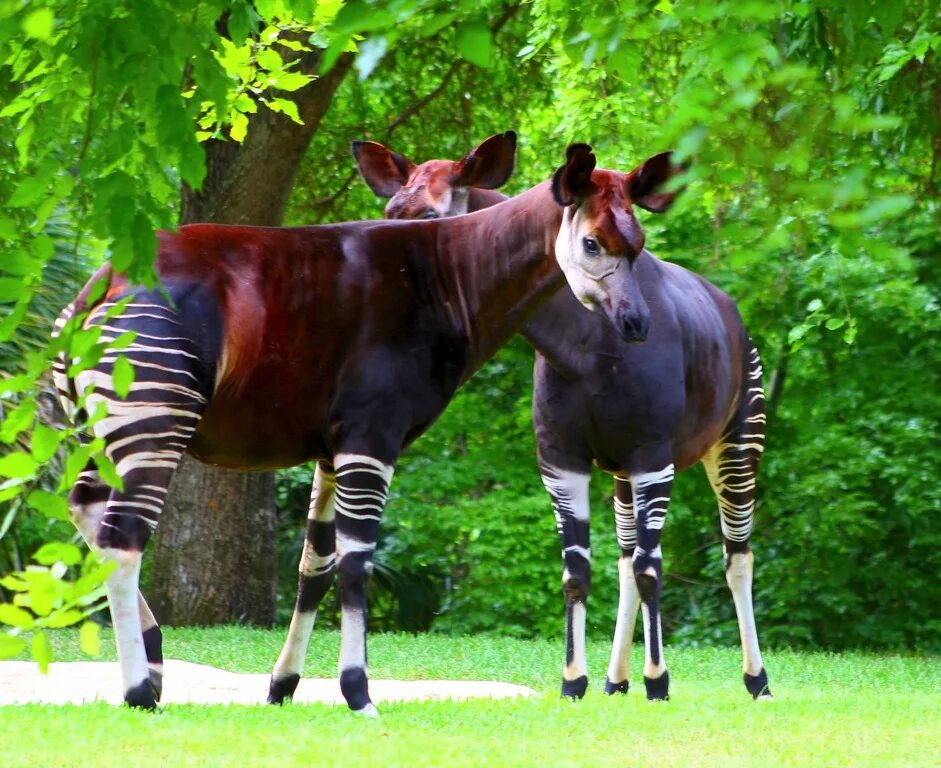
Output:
[626, 151, 687, 213]
[552, 143, 597, 206]
[450, 130, 518, 189]
[351, 140, 416, 198]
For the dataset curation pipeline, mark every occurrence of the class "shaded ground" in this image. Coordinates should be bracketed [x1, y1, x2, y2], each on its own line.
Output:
[0, 659, 536, 706]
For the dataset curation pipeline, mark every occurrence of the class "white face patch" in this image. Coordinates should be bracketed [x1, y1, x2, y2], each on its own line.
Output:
[554, 205, 626, 312]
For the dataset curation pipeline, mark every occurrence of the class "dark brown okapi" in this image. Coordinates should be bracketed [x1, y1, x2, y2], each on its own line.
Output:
[52, 139, 663, 715]
[354, 133, 771, 701]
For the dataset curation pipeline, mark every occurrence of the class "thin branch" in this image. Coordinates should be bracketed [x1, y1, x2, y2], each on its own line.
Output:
[310, 2, 522, 217]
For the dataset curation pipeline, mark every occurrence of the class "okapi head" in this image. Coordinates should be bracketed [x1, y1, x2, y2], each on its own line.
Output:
[352, 131, 517, 219]
[552, 146, 685, 342]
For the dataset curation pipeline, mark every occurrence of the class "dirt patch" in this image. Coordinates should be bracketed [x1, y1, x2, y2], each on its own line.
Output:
[0, 660, 536, 706]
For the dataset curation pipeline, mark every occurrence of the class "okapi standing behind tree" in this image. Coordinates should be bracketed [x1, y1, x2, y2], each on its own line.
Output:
[53, 142, 675, 715]
[353, 133, 771, 702]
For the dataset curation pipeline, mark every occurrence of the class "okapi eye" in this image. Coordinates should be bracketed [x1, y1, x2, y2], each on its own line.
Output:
[583, 236, 600, 255]
[421, 210, 438, 220]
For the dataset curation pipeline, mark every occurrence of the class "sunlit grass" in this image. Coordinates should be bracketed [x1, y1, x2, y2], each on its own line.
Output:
[3, 627, 940, 768]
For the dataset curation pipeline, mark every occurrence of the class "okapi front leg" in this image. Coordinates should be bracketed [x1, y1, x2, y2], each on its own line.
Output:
[541, 465, 592, 699]
[606, 476, 641, 695]
[333, 453, 394, 715]
[269, 461, 338, 704]
[630, 464, 674, 701]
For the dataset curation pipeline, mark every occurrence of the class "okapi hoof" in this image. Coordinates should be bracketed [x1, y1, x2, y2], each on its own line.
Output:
[267, 673, 301, 705]
[604, 678, 629, 695]
[340, 667, 373, 713]
[561, 675, 589, 700]
[744, 668, 772, 700]
[124, 679, 159, 710]
[644, 671, 670, 701]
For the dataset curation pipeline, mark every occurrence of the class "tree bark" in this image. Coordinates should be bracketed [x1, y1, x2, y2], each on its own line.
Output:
[148, 49, 354, 626]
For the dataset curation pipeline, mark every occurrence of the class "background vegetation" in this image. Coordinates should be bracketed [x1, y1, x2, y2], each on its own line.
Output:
[1, 0, 939, 662]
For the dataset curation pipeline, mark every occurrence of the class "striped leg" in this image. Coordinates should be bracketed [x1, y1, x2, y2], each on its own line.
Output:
[69, 464, 164, 700]
[702, 346, 771, 699]
[268, 461, 337, 704]
[630, 464, 674, 701]
[541, 465, 592, 699]
[605, 476, 641, 694]
[333, 453, 394, 716]
[73, 301, 208, 708]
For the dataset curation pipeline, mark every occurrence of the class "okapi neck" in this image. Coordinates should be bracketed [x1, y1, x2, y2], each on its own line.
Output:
[436, 182, 565, 378]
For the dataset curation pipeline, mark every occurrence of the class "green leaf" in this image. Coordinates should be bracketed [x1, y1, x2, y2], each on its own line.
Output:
[30, 424, 62, 463]
[42, 608, 85, 629]
[270, 71, 312, 92]
[0, 249, 38, 276]
[27, 490, 70, 521]
[269, 98, 302, 123]
[22, 8, 54, 40]
[32, 630, 52, 673]
[0, 603, 35, 629]
[33, 542, 83, 567]
[0, 451, 39, 479]
[79, 620, 101, 656]
[456, 21, 493, 68]
[112, 355, 135, 399]
[230, 110, 249, 143]
[93, 453, 124, 492]
[63, 444, 93, 488]
[0, 633, 27, 659]
[0, 276, 26, 302]
[0, 398, 36, 443]
[256, 47, 283, 72]
[0, 215, 17, 240]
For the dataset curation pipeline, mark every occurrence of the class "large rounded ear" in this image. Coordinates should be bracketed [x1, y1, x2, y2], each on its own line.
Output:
[626, 151, 687, 213]
[351, 140, 416, 198]
[450, 130, 518, 189]
[551, 143, 597, 206]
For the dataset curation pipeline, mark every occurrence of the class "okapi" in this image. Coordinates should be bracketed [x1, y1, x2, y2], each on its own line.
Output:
[353, 133, 772, 701]
[52, 139, 667, 715]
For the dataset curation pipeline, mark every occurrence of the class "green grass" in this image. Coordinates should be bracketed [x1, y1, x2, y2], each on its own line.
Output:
[2, 628, 940, 767]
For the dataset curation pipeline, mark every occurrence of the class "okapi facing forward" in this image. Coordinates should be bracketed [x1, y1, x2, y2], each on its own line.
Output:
[53, 140, 668, 714]
[354, 133, 771, 701]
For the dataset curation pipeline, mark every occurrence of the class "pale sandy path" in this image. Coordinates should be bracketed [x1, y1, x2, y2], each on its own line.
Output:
[0, 659, 536, 706]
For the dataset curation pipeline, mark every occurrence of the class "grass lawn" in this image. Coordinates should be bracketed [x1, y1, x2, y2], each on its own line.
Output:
[1, 627, 939, 767]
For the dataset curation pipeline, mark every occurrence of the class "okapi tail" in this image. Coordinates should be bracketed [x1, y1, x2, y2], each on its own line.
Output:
[51, 262, 115, 418]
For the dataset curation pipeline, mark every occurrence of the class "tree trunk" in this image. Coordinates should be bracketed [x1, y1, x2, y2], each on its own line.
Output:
[148, 49, 354, 626]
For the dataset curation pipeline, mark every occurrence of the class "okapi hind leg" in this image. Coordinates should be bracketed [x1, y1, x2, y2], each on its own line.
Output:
[73, 299, 212, 708]
[605, 475, 641, 695]
[702, 345, 772, 700]
[268, 460, 338, 705]
[68, 464, 164, 701]
[629, 464, 675, 701]
[333, 453, 395, 716]
[540, 464, 592, 699]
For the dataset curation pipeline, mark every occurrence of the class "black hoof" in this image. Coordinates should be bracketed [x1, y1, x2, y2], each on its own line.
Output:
[340, 667, 372, 712]
[604, 678, 629, 695]
[644, 671, 670, 701]
[744, 668, 772, 699]
[561, 675, 588, 700]
[124, 679, 158, 710]
[267, 673, 301, 705]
